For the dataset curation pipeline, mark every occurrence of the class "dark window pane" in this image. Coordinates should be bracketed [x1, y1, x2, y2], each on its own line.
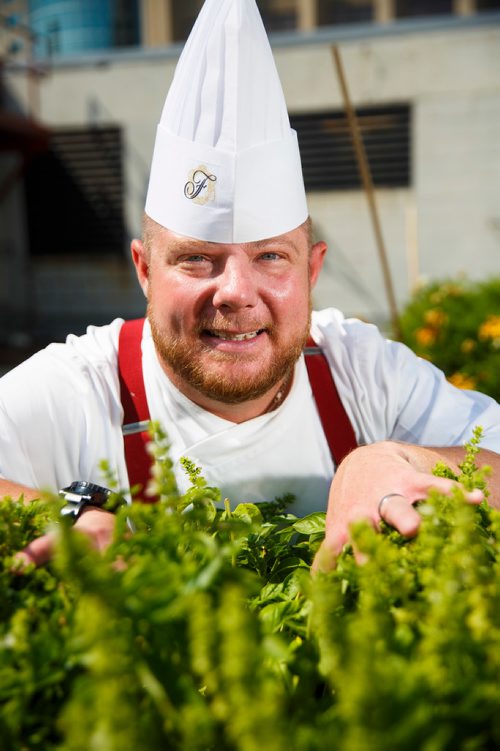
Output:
[257, 0, 298, 31]
[318, 0, 373, 26]
[476, 0, 500, 9]
[172, 0, 203, 42]
[25, 127, 125, 256]
[290, 105, 411, 191]
[113, 0, 140, 47]
[395, 0, 453, 18]
[173, 0, 299, 38]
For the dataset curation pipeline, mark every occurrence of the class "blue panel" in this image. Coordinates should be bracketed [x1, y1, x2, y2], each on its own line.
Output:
[28, 0, 115, 56]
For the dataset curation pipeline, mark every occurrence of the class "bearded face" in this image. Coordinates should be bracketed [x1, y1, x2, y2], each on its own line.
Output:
[134, 219, 325, 412]
[149, 301, 311, 404]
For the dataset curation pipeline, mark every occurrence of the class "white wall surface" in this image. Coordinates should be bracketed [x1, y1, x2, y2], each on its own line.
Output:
[4, 18, 500, 331]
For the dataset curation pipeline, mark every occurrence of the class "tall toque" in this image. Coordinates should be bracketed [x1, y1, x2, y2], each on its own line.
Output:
[145, 0, 308, 243]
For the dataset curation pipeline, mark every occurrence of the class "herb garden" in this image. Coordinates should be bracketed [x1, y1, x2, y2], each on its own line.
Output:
[1, 426, 498, 751]
[399, 276, 500, 402]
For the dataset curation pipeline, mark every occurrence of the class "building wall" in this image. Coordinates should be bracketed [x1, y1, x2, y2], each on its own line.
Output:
[272, 22, 500, 321]
[4, 16, 500, 338]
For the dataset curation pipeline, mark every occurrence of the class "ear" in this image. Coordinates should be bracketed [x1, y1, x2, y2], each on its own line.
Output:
[131, 239, 149, 298]
[309, 241, 327, 288]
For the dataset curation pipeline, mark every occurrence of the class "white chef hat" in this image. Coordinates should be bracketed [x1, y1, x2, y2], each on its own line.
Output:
[145, 0, 308, 244]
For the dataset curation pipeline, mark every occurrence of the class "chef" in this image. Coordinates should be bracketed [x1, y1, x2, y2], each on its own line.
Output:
[1, 0, 499, 569]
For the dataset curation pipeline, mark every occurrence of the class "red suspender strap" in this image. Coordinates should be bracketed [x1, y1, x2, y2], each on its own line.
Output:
[118, 321, 357, 499]
[118, 318, 157, 502]
[304, 336, 358, 466]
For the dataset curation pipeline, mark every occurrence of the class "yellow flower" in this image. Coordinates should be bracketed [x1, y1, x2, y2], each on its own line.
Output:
[448, 372, 477, 390]
[430, 284, 463, 305]
[460, 338, 476, 354]
[424, 309, 447, 328]
[415, 326, 437, 347]
[478, 315, 500, 342]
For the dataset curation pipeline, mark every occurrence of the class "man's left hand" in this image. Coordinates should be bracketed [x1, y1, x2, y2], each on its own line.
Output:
[312, 441, 491, 573]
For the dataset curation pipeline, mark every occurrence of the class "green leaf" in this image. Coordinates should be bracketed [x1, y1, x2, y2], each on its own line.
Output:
[233, 503, 264, 524]
[292, 512, 326, 535]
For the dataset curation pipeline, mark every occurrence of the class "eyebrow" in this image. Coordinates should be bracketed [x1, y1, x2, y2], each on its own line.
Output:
[254, 237, 295, 247]
[253, 238, 301, 255]
[166, 236, 301, 255]
[166, 238, 208, 254]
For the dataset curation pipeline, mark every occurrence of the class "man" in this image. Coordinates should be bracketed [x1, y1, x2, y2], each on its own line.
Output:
[1, 0, 499, 569]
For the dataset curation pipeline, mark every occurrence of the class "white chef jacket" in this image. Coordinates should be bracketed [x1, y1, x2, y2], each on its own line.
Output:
[0, 309, 499, 516]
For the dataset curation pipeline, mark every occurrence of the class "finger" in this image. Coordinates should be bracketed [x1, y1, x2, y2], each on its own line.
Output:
[311, 540, 338, 575]
[463, 488, 484, 504]
[379, 495, 421, 538]
[414, 474, 484, 505]
[311, 526, 348, 574]
[351, 542, 370, 566]
[112, 555, 128, 572]
[14, 533, 56, 570]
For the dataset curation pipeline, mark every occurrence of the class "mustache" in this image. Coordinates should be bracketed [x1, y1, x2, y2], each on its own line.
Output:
[196, 318, 274, 334]
[147, 303, 274, 338]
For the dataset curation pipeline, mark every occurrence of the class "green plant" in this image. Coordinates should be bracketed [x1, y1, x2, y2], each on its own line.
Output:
[0, 428, 498, 750]
[398, 276, 500, 401]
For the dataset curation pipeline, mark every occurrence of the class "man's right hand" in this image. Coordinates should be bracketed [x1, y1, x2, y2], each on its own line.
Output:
[1, 480, 118, 568]
[15, 506, 117, 568]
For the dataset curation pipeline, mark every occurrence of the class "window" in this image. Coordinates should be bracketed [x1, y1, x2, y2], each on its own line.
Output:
[172, 0, 299, 38]
[171, 0, 203, 42]
[290, 105, 411, 191]
[476, 0, 500, 9]
[395, 0, 453, 18]
[317, 0, 373, 26]
[25, 127, 125, 256]
[114, 0, 140, 47]
[257, 0, 298, 31]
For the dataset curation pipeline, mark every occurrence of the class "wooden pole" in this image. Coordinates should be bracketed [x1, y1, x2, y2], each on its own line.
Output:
[331, 45, 401, 338]
[405, 203, 420, 293]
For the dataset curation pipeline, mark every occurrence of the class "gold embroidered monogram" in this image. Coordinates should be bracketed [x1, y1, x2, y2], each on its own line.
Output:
[184, 166, 217, 205]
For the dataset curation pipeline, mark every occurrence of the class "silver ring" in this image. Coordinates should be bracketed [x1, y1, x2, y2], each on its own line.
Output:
[378, 493, 407, 519]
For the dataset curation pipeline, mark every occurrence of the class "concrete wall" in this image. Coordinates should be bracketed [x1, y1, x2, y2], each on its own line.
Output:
[4, 16, 500, 339]
[273, 22, 500, 322]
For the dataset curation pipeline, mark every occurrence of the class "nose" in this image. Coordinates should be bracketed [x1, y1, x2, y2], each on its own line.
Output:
[212, 255, 258, 310]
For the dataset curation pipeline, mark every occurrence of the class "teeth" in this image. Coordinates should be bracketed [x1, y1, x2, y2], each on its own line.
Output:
[211, 330, 260, 341]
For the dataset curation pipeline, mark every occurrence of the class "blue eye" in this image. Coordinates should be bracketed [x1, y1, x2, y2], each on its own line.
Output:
[260, 252, 280, 261]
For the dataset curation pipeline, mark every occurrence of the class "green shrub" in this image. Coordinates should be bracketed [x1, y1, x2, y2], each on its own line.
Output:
[0, 428, 498, 751]
[398, 276, 500, 401]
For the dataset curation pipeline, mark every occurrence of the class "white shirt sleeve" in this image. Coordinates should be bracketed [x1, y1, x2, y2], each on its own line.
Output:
[0, 319, 128, 493]
[311, 308, 500, 452]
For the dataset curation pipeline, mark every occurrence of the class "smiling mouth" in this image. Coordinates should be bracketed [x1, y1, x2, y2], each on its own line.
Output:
[204, 328, 266, 342]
